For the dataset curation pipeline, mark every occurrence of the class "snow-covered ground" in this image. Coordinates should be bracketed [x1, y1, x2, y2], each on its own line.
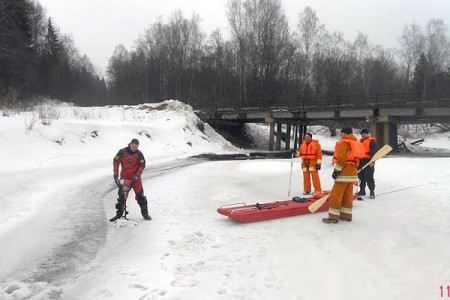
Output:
[1, 101, 450, 300]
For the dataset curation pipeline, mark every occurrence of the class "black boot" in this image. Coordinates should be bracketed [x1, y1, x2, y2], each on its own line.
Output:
[138, 196, 151, 220]
[357, 189, 366, 196]
[110, 198, 125, 222]
[109, 210, 123, 222]
[322, 218, 338, 224]
[141, 209, 152, 220]
[369, 190, 375, 199]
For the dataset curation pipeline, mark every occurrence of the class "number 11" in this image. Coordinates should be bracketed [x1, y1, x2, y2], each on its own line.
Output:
[440, 285, 450, 297]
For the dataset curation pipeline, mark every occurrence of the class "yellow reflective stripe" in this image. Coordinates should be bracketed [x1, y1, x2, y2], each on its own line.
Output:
[329, 208, 341, 216]
[336, 175, 358, 182]
[335, 164, 344, 171]
[341, 207, 352, 214]
[317, 159, 322, 164]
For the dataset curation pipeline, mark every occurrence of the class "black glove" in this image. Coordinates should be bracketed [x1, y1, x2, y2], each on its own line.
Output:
[316, 164, 321, 171]
[114, 175, 118, 181]
[332, 172, 339, 180]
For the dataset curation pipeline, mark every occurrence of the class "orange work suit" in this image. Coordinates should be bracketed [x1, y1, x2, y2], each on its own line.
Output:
[296, 139, 322, 194]
[328, 134, 359, 221]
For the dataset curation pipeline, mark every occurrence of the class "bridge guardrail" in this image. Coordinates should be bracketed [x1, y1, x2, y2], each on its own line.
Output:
[199, 93, 450, 116]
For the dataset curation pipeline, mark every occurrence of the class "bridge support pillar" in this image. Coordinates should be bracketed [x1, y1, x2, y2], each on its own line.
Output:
[300, 125, 307, 142]
[265, 117, 299, 151]
[276, 122, 282, 150]
[368, 116, 398, 149]
[285, 125, 292, 150]
[292, 124, 307, 150]
[268, 121, 275, 151]
[267, 117, 286, 151]
[293, 125, 299, 150]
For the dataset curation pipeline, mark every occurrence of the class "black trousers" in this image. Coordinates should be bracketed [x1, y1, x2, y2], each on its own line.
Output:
[116, 188, 147, 211]
[358, 165, 375, 192]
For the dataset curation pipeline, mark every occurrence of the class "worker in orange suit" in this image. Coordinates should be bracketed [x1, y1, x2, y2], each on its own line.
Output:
[295, 132, 322, 196]
[322, 127, 360, 224]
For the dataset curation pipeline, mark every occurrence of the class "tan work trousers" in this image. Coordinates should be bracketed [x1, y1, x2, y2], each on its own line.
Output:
[303, 170, 322, 193]
[327, 181, 354, 220]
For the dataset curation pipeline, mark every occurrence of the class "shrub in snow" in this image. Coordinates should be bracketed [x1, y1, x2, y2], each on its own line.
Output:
[37, 105, 61, 125]
[24, 112, 39, 132]
[138, 131, 151, 139]
[0, 88, 20, 116]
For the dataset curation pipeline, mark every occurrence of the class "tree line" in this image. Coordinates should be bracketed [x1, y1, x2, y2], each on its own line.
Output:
[0, 0, 107, 107]
[1, 0, 450, 109]
[107, 1, 450, 109]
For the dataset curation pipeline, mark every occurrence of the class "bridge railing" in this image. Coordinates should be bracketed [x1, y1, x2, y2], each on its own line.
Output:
[284, 93, 450, 110]
[201, 93, 450, 115]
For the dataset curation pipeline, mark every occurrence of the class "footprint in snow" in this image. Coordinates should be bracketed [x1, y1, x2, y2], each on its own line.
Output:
[2, 283, 21, 294]
[0, 282, 63, 300]
[128, 284, 149, 291]
[93, 289, 113, 298]
[171, 278, 200, 288]
[146, 289, 167, 297]
[115, 219, 138, 228]
[138, 288, 158, 299]
[118, 267, 140, 277]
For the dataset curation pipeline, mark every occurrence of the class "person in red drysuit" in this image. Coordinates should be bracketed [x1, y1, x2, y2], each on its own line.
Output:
[110, 138, 151, 221]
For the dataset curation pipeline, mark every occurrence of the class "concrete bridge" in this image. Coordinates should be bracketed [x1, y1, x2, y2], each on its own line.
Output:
[197, 93, 450, 150]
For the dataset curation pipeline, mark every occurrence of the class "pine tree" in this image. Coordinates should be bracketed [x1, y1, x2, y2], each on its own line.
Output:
[0, 0, 34, 95]
[44, 18, 61, 59]
[412, 53, 428, 95]
[41, 17, 64, 98]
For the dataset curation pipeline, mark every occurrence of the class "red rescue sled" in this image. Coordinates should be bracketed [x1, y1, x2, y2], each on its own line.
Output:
[218, 191, 348, 223]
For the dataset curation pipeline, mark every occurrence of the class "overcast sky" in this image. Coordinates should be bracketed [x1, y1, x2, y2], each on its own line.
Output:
[38, 0, 450, 76]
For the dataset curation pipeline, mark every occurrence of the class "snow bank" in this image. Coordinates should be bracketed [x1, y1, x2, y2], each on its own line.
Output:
[0, 100, 238, 173]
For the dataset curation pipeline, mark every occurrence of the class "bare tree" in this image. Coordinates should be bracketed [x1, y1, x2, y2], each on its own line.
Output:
[348, 32, 371, 95]
[366, 47, 400, 94]
[227, 0, 290, 107]
[205, 29, 226, 107]
[398, 22, 426, 90]
[186, 13, 204, 104]
[313, 31, 353, 98]
[425, 19, 449, 77]
[227, 0, 248, 107]
[293, 6, 324, 98]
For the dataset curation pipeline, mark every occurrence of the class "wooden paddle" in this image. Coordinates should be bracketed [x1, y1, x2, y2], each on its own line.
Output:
[307, 194, 330, 213]
[358, 144, 393, 173]
[307, 144, 393, 213]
